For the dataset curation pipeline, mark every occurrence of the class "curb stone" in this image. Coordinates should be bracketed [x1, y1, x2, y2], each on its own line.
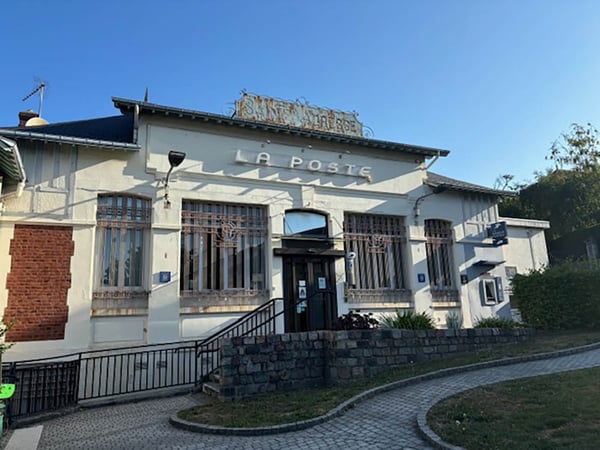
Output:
[415, 341, 600, 449]
[170, 340, 600, 436]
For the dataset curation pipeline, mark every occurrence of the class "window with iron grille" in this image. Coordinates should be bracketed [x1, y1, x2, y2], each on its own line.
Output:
[93, 194, 151, 309]
[180, 201, 268, 305]
[425, 219, 458, 302]
[343, 213, 410, 303]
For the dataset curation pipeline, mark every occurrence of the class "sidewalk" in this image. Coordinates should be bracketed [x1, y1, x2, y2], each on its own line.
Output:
[8, 345, 600, 450]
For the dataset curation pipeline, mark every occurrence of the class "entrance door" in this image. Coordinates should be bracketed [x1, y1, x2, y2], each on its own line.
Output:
[283, 256, 337, 332]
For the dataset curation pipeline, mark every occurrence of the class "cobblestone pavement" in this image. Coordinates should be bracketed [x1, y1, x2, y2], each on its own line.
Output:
[36, 348, 600, 450]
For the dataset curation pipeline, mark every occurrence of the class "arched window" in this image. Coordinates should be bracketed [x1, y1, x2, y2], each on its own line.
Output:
[284, 210, 328, 238]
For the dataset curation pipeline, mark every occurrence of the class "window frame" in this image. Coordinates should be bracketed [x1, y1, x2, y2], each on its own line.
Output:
[92, 193, 152, 311]
[481, 277, 500, 305]
[343, 213, 410, 303]
[180, 200, 269, 307]
[425, 219, 459, 302]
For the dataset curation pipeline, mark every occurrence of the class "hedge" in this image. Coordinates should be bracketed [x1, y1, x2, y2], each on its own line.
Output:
[512, 261, 600, 330]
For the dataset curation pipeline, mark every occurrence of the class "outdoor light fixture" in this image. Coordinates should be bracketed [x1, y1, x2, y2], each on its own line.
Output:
[413, 184, 447, 223]
[164, 150, 186, 208]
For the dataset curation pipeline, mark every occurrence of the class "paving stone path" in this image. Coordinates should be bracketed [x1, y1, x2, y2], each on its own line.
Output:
[32, 347, 600, 450]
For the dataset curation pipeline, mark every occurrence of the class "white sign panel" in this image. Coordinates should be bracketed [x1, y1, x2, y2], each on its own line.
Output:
[318, 277, 326, 289]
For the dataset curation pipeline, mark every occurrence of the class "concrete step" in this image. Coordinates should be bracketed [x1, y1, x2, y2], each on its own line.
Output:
[201, 382, 220, 397]
[209, 370, 221, 383]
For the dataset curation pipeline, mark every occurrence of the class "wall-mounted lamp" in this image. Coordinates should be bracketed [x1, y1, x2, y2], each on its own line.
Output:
[164, 150, 186, 208]
[413, 184, 447, 223]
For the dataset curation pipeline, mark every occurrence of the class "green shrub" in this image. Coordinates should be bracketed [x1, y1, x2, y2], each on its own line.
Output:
[512, 260, 600, 330]
[474, 316, 521, 329]
[333, 312, 379, 330]
[379, 310, 435, 330]
[445, 312, 463, 329]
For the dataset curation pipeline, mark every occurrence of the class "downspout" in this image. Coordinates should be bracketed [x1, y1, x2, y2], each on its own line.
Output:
[133, 104, 139, 144]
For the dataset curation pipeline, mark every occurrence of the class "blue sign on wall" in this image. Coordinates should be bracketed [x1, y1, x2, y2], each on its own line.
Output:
[159, 271, 171, 283]
[417, 273, 426, 283]
[490, 221, 508, 247]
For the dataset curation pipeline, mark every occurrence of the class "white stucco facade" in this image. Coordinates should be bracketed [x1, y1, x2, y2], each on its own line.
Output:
[0, 97, 549, 360]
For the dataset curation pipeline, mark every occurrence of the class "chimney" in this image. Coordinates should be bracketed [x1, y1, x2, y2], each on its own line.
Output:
[18, 110, 39, 127]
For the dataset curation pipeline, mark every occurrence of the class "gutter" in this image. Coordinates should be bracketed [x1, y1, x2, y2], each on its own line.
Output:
[0, 129, 140, 151]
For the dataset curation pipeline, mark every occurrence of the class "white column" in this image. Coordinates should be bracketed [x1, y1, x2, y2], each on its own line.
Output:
[147, 204, 182, 343]
[406, 224, 431, 314]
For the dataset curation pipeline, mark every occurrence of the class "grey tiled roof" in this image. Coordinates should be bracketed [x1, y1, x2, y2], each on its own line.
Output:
[113, 97, 451, 158]
[0, 114, 139, 151]
[10, 114, 134, 143]
[427, 172, 516, 197]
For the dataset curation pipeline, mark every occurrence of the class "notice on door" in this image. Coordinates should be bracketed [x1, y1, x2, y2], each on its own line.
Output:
[298, 285, 307, 299]
[318, 277, 326, 289]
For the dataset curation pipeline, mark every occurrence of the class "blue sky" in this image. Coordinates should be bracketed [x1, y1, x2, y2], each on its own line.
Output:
[3, 0, 600, 188]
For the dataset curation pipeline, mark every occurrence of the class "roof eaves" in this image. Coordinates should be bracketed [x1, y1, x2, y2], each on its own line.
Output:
[426, 172, 516, 197]
[112, 97, 450, 158]
[0, 129, 140, 151]
[0, 136, 26, 182]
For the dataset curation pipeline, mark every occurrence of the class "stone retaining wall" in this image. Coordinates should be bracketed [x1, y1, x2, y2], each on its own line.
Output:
[219, 328, 532, 400]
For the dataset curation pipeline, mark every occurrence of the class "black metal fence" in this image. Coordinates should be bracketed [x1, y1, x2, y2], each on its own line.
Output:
[0, 297, 283, 423]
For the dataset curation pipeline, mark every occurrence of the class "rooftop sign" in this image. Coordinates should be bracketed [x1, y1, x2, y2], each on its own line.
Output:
[235, 93, 363, 137]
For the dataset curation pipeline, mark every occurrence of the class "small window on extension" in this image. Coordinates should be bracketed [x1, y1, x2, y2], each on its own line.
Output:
[482, 278, 498, 305]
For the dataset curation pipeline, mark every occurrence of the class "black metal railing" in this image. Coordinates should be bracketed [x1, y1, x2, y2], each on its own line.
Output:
[196, 291, 333, 382]
[195, 297, 283, 382]
[0, 297, 285, 421]
[0, 292, 328, 422]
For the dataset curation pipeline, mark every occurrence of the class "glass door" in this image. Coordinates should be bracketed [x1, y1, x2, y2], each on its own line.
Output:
[283, 256, 337, 332]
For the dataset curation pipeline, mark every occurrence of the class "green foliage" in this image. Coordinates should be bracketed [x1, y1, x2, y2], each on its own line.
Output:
[0, 319, 14, 357]
[498, 122, 600, 240]
[498, 169, 600, 240]
[445, 312, 463, 329]
[512, 260, 600, 330]
[333, 312, 379, 330]
[473, 316, 521, 329]
[379, 310, 435, 330]
[548, 122, 600, 172]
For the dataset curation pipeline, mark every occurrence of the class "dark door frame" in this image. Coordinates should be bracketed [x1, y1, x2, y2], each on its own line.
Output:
[281, 254, 338, 332]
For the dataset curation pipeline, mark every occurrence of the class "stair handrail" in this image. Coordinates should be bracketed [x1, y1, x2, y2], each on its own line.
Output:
[195, 290, 335, 381]
[195, 296, 284, 356]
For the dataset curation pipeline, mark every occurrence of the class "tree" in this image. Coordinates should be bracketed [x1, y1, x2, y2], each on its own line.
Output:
[547, 122, 600, 172]
[499, 123, 600, 240]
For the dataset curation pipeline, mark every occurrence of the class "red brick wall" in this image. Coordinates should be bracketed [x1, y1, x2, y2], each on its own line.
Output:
[4, 225, 74, 342]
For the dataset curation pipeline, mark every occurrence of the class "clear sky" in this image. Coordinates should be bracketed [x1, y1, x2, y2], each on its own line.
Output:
[3, 0, 600, 188]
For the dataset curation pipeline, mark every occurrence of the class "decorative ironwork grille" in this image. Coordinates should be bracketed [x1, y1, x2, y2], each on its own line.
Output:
[180, 201, 268, 304]
[343, 214, 408, 302]
[425, 219, 458, 301]
[93, 194, 151, 304]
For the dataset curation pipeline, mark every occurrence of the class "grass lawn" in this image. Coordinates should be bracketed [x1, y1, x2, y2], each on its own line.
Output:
[177, 330, 600, 428]
[428, 367, 600, 450]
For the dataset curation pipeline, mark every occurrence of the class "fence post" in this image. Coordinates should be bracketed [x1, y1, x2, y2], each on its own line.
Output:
[194, 341, 199, 387]
[274, 299, 285, 334]
[76, 353, 83, 403]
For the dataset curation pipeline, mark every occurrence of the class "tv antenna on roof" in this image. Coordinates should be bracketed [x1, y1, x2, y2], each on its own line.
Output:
[22, 81, 46, 117]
